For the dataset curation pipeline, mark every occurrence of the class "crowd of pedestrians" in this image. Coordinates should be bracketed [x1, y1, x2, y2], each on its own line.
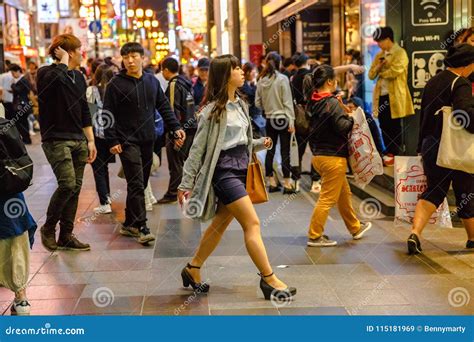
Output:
[0, 26, 473, 315]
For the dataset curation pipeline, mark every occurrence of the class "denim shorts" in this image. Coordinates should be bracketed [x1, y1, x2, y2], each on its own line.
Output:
[212, 145, 249, 205]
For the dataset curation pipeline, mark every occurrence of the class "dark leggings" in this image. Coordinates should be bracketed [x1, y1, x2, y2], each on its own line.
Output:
[265, 118, 291, 178]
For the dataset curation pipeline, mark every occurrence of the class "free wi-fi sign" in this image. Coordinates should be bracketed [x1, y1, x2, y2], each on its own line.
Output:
[412, 0, 449, 26]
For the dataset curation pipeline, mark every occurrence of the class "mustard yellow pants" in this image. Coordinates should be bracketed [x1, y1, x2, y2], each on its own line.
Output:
[308, 156, 360, 239]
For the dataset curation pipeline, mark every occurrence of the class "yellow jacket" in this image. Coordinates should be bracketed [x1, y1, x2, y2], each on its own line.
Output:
[368, 43, 415, 119]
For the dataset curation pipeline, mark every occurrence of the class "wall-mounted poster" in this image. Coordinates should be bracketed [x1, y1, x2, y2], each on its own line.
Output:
[38, 0, 59, 23]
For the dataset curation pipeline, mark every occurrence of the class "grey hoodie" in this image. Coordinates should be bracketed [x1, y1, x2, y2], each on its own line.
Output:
[255, 71, 295, 126]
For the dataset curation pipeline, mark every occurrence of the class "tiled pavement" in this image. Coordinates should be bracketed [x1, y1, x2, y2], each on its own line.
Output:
[1, 136, 473, 316]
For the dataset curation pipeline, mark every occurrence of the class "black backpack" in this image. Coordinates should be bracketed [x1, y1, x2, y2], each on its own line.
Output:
[0, 118, 33, 195]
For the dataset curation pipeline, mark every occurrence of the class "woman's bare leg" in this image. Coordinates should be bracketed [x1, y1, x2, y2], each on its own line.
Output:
[15, 288, 27, 300]
[411, 199, 437, 237]
[226, 196, 288, 290]
[462, 218, 474, 241]
[187, 203, 234, 283]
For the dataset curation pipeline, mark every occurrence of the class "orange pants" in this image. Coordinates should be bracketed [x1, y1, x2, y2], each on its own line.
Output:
[308, 156, 360, 239]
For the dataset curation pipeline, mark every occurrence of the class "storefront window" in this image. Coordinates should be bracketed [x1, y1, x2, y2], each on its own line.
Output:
[360, 0, 385, 111]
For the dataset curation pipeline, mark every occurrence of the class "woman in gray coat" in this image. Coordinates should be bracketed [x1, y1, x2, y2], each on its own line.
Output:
[177, 55, 296, 301]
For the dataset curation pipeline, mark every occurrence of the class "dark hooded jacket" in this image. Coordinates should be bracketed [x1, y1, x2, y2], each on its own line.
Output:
[103, 69, 181, 147]
[165, 74, 197, 131]
[308, 92, 354, 157]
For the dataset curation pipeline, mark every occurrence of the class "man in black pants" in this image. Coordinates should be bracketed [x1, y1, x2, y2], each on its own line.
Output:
[38, 34, 97, 251]
[290, 53, 321, 193]
[158, 57, 197, 204]
[104, 43, 185, 245]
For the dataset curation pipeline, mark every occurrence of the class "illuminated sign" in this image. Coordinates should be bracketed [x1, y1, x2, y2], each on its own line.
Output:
[180, 0, 207, 33]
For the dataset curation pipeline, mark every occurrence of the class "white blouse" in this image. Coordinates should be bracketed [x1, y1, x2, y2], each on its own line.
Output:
[222, 98, 250, 150]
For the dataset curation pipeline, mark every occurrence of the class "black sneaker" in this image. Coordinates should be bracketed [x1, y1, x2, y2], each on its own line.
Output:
[466, 240, 474, 249]
[157, 196, 178, 204]
[407, 233, 422, 255]
[119, 225, 140, 237]
[40, 226, 57, 251]
[138, 226, 155, 244]
[57, 234, 91, 251]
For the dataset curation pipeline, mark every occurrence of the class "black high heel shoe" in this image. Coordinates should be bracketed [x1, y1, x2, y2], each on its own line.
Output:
[259, 272, 296, 300]
[181, 263, 210, 293]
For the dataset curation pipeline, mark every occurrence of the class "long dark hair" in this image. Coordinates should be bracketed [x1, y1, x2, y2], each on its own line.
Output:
[203, 54, 241, 121]
[312, 64, 336, 90]
[258, 52, 281, 80]
[93, 64, 115, 98]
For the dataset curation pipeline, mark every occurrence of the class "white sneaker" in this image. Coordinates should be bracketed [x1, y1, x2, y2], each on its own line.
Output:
[311, 181, 321, 194]
[146, 204, 153, 212]
[150, 195, 158, 205]
[11, 299, 31, 315]
[106, 195, 112, 204]
[93, 204, 112, 214]
[295, 180, 301, 192]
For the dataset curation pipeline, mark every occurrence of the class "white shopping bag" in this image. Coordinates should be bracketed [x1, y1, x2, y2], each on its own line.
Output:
[348, 107, 383, 188]
[290, 132, 299, 167]
[394, 156, 452, 228]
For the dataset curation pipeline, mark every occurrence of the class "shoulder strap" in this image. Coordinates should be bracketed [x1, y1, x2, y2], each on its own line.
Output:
[451, 76, 461, 92]
[170, 79, 177, 109]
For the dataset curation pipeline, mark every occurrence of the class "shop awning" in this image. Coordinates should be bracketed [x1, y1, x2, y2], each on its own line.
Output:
[265, 0, 320, 27]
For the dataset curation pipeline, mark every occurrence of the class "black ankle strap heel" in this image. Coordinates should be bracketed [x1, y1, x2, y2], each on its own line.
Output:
[258, 272, 274, 278]
[181, 263, 210, 293]
[186, 263, 201, 269]
[258, 272, 296, 301]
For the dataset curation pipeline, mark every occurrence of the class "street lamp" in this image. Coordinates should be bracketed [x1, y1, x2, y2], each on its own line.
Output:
[152, 20, 159, 28]
[136, 8, 144, 18]
[145, 9, 153, 18]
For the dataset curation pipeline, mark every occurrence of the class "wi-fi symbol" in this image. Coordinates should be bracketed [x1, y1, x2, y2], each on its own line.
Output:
[421, 0, 440, 18]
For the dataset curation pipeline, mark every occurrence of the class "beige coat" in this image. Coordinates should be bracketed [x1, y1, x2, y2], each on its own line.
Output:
[368, 43, 415, 119]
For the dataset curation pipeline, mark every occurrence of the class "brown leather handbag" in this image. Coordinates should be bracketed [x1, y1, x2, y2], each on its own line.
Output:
[246, 153, 269, 204]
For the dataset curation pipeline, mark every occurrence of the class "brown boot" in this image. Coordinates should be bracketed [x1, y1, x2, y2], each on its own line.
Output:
[40, 226, 57, 251]
[57, 234, 90, 251]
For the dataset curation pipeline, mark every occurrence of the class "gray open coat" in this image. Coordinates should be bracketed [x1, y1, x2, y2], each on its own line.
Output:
[178, 98, 269, 222]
